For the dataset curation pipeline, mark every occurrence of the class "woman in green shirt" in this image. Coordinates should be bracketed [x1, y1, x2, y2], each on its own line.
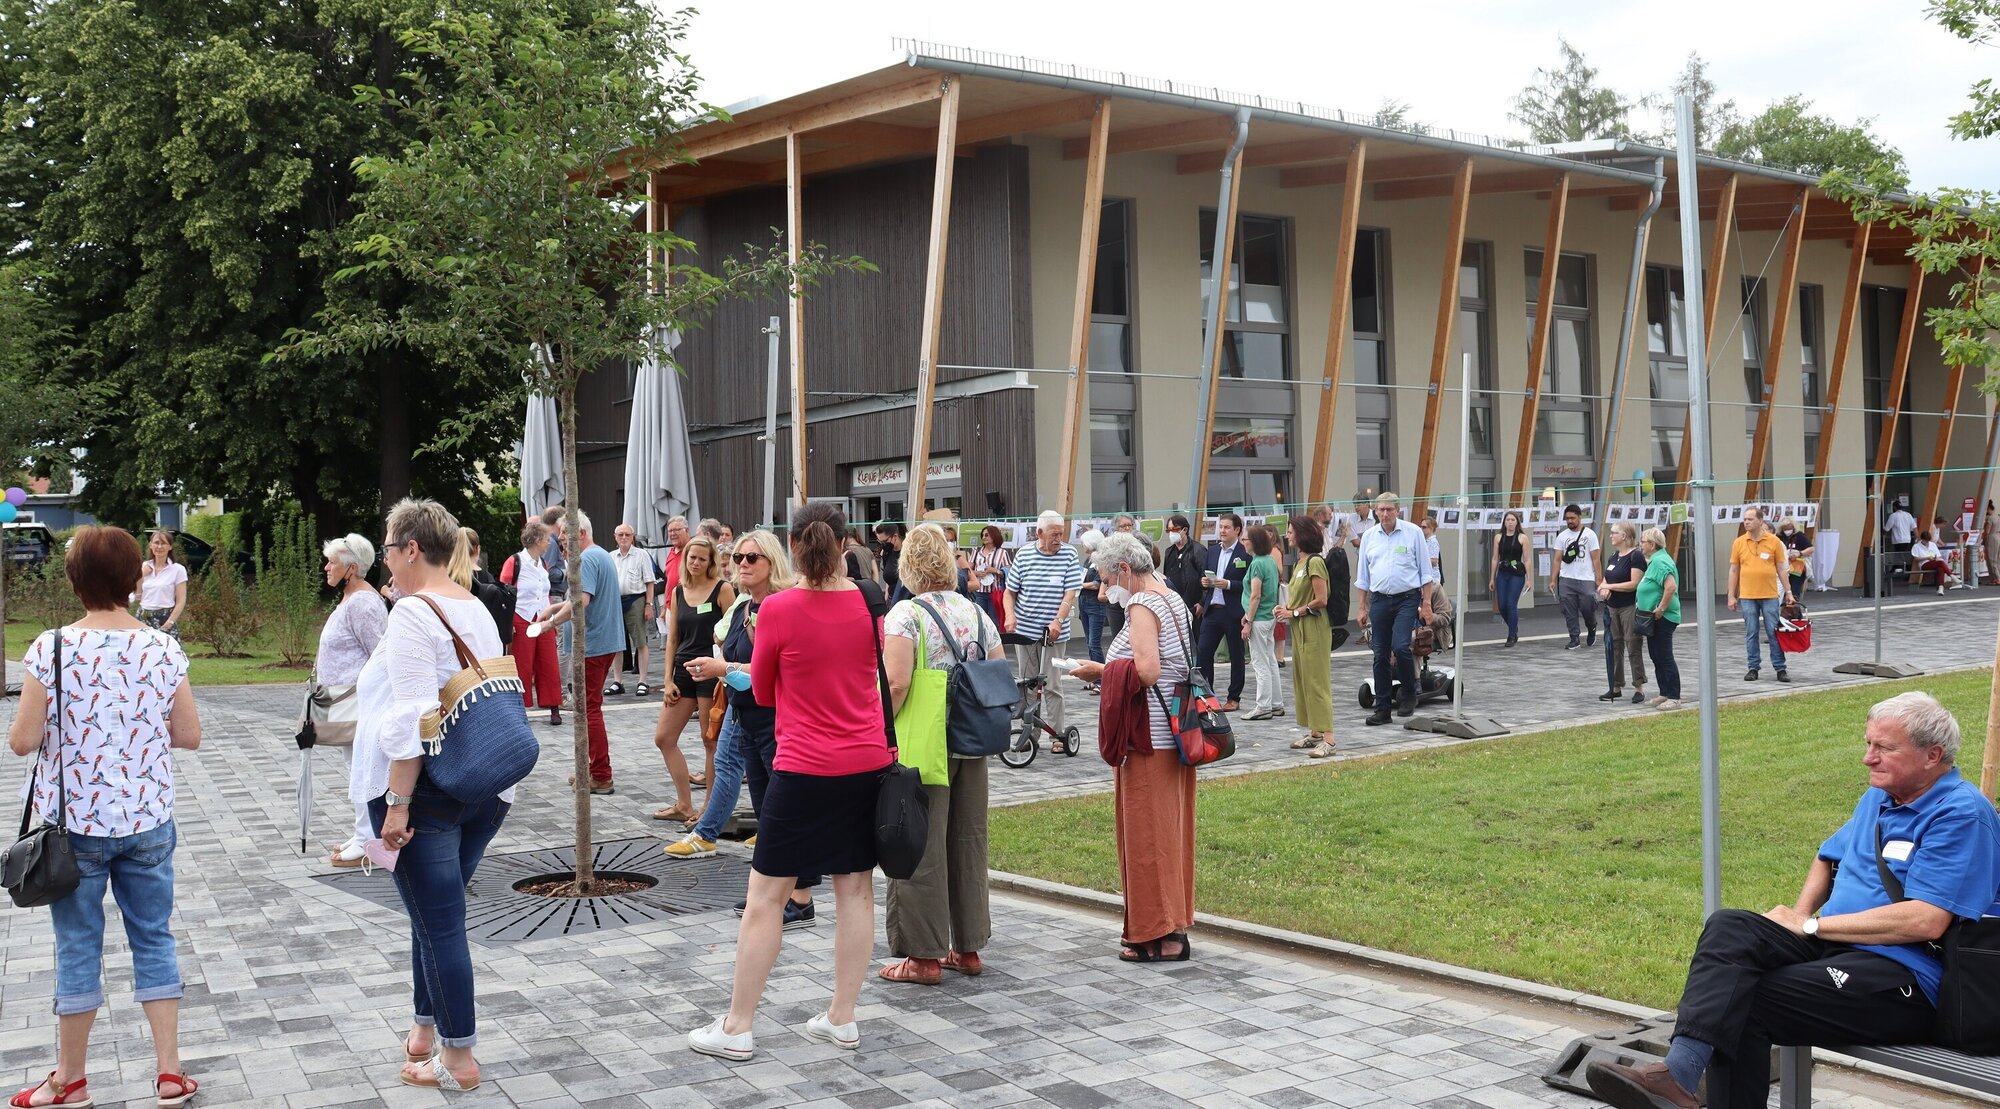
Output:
[1240, 526, 1284, 720]
[1635, 527, 1682, 709]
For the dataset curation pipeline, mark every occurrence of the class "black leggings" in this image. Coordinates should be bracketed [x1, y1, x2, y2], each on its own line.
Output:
[1647, 618, 1681, 700]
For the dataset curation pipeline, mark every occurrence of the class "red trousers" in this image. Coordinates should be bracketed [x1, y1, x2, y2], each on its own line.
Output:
[512, 614, 560, 708]
[585, 652, 615, 783]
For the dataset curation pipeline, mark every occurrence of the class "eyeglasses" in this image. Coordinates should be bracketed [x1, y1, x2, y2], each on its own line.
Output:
[731, 551, 764, 565]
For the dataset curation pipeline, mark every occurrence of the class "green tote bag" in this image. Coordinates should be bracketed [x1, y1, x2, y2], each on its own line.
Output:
[892, 607, 952, 786]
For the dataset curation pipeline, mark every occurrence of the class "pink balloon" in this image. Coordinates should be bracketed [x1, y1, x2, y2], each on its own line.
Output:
[2, 487, 22, 507]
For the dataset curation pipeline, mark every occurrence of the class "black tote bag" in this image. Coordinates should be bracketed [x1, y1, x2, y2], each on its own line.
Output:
[4, 631, 79, 909]
[860, 582, 930, 880]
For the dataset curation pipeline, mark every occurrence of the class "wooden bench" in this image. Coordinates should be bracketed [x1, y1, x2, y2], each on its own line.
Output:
[1779, 1042, 2000, 1107]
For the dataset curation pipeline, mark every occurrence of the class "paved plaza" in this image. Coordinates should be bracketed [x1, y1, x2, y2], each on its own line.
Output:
[0, 589, 1992, 1106]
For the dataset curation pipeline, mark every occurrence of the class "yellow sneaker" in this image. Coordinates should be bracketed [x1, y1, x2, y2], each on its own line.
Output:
[663, 835, 717, 859]
[745, 834, 757, 847]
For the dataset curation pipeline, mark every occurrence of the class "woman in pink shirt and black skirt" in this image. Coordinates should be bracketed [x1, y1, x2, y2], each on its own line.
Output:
[688, 501, 894, 1062]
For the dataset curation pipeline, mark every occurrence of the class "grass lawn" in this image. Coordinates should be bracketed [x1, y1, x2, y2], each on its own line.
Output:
[989, 670, 1995, 1010]
[4, 618, 310, 686]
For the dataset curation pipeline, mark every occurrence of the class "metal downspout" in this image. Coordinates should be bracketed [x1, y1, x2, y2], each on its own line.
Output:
[1599, 158, 1666, 508]
[1188, 108, 1252, 515]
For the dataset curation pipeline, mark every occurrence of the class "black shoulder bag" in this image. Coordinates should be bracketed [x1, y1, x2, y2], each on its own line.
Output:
[4, 631, 80, 908]
[859, 581, 930, 880]
[1874, 822, 2000, 1053]
[911, 596, 1019, 757]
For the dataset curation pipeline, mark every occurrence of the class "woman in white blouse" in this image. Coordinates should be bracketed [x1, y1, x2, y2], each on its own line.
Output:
[354, 499, 509, 1092]
[501, 520, 568, 726]
[319, 534, 388, 868]
[136, 530, 189, 637]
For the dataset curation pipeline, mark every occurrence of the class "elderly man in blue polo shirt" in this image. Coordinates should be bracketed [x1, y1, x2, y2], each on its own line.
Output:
[1586, 690, 2000, 1109]
[1356, 492, 1437, 726]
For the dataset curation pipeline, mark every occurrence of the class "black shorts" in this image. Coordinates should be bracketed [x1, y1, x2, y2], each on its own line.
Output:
[671, 664, 717, 698]
[750, 767, 886, 878]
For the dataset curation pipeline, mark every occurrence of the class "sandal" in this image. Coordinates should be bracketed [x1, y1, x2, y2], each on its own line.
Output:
[10, 1074, 90, 1108]
[404, 1030, 433, 1063]
[154, 1073, 197, 1109]
[688, 774, 710, 790]
[1288, 735, 1320, 750]
[877, 957, 942, 985]
[401, 1055, 479, 1092]
[1049, 738, 1069, 756]
[652, 805, 699, 823]
[942, 950, 983, 976]
[1308, 740, 1339, 759]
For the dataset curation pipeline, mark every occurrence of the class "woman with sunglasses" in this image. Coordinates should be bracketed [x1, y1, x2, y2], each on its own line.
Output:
[650, 535, 735, 822]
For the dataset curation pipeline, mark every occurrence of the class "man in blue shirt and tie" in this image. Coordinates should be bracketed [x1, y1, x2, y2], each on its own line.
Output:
[1585, 691, 2000, 1109]
[1195, 512, 1251, 711]
[1356, 492, 1437, 725]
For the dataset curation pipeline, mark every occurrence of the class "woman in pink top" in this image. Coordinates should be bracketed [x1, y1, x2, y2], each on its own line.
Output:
[688, 502, 892, 1063]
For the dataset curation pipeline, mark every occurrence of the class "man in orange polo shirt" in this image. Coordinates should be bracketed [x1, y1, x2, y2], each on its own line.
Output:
[1728, 506, 1795, 683]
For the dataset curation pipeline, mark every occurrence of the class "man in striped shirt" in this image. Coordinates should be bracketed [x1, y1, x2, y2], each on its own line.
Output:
[1006, 510, 1084, 736]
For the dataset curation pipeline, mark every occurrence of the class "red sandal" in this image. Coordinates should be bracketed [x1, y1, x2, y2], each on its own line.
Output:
[9, 1073, 90, 1108]
[154, 1073, 196, 1109]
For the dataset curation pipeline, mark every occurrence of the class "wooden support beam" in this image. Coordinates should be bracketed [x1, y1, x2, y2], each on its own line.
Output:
[1176, 136, 1352, 175]
[1280, 152, 1468, 189]
[1373, 169, 1561, 202]
[1062, 115, 1234, 159]
[1920, 249, 1987, 529]
[653, 157, 776, 183]
[1745, 190, 1809, 500]
[1508, 172, 1572, 504]
[786, 131, 808, 506]
[1856, 259, 1927, 584]
[810, 119, 939, 153]
[1306, 139, 1369, 507]
[1806, 226, 1874, 512]
[1055, 100, 1112, 518]
[1279, 163, 1347, 189]
[906, 79, 963, 514]
[1193, 132, 1249, 523]
[955, 95, 1098, 145]
[674, 72, 948, 165]
[1665, 174, 1739, 554]
[1411, 158, 1479, 520]
[1600, 198, 1657, 488]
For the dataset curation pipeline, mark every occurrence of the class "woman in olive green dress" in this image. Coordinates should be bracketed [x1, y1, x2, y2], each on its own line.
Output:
[1276, 516, 1335, 756]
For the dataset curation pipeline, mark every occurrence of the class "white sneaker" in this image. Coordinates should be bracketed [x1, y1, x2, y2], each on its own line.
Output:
[330, 838, 366, 868]
[802, 1012, 859, 1050]
[1655, 698, 1682, 711]
[688, 1017, 754, 1060]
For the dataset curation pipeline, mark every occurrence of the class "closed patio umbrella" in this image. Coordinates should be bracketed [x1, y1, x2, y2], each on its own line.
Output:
[519, 344, 565, 518]
[621, 327, 698, 547]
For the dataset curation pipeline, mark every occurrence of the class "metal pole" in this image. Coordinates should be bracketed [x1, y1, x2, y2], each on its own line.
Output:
[1873, 474, 1885, 666]
[1454, 353, 1471, 713]
[1188, 108, 1252, 515]
[1676, 95, 1724, 919]
[761, 316, 781, 527]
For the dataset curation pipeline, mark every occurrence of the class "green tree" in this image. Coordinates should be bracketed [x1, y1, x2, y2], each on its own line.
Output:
[1715, 96, 1905, 176]
[257, 502, 324, 668]
[8, 0, 520, 538]
[283, 0, 869, 891]
[0, 260, 69, 699]
[1509, 37, 1633, 144]
[1643, 52, 1740, 150]
[181, 539, 263, 658]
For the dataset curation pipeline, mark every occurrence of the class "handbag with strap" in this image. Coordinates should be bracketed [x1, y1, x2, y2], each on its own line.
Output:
[859, 581, 930, 881]
[4, 631, 80, 909]
[1874, 822, 2000, 1053]
[911, 597, 1017, 758]
[411, 595, 541, 803]
[1149, 598, 1235, 768]
[891, 609, 951, 788]
[298, 671, 359, 749]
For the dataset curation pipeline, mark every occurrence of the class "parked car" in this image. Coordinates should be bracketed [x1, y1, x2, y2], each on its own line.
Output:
[2, 522, 54, 569]
[169, 530, 256, 581]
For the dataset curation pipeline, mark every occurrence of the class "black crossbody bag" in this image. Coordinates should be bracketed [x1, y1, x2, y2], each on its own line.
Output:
[1874, 823, 2000, 1053]
[858, 580, 930, 881]
[4, 631, 80, 908]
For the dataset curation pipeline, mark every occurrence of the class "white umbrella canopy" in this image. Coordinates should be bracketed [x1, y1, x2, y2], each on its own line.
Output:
[621, 327, 699, 547]
[518, 344, 566, 518]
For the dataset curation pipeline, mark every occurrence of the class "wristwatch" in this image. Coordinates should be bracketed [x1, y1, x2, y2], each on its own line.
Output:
[1803, 916, 1820, 937]
[384, 789, 413, 808]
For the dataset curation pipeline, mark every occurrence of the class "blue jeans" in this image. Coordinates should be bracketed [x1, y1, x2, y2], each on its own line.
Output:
[1368, 590, 1421, 711]
[1079, 598, 1107, 663]
[692, 707, 749, 842]
[51, 820, 182, 1016]
[1495, 568, 1525, 637]
[1742, 596, 1787, 673]
[369, 782, 511, 1047]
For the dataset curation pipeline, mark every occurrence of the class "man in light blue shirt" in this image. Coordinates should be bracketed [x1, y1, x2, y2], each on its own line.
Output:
[1355, 492, 1437, 725]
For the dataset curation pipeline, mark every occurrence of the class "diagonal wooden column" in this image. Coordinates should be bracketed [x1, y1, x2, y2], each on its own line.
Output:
[786, 130, 808, 506]
[1807, 225, 1874, 514]
[1599, 200, 1658, 494]
[1854, 258, 1926, 583]
[1306, 139, 1366, 508]
[1410, 157, 1476, 520]
[1192, 133, 1247, 523]
[906, 78, 962, 514]
[1745, 189, 1809, 499]
[1665, 174, 1739, 554]
[1920, 249, 1988, 528]
[1508, 171, 1571, 504]
[1055, 99, 1112, 518]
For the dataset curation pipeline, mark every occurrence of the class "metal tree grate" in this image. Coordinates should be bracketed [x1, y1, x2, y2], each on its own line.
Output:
[315, 837, 750, 946]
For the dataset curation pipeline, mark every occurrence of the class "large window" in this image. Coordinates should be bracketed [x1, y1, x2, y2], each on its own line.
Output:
[1799, 284, 1824, 483]
[1860, 284, 1914, 507]
[1525, 249, 1595, 462]
[1646, 265, 1689, 494]
[1460, 242, 1495, 601]
[1089, 199, 1136, 511]
[1200, 210, 1296, 510]
[1740, 278, 1770, 499]
[1353, 228, 1393, 500]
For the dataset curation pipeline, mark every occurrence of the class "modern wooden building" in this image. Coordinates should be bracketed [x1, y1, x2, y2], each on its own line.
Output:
[573, 42, 1986, 589]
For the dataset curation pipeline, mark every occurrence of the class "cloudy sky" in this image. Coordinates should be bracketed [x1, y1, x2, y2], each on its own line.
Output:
[682, 0, 1997, 191]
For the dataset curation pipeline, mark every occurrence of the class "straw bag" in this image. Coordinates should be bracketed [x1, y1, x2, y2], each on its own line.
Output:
[411, 596, 541, 802]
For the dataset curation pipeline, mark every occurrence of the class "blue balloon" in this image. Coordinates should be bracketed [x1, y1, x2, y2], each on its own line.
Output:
[0, 502, 16, 523]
